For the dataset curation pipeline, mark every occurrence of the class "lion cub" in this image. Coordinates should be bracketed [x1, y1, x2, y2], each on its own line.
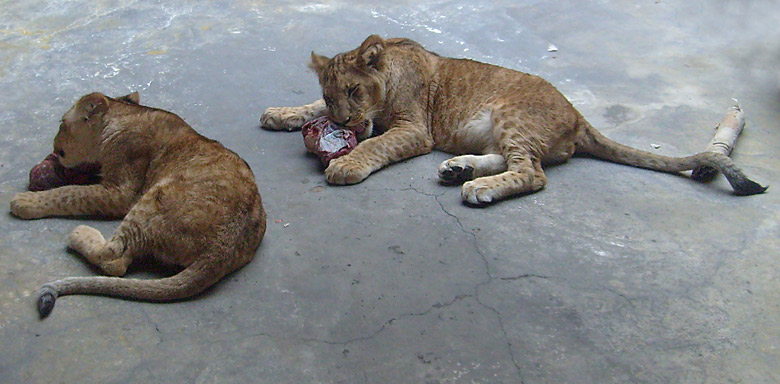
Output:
[262, 35, 766, 204]
[10, 92, 266, 317]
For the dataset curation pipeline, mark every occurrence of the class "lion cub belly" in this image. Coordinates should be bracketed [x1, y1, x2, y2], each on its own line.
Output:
[436, 109, 496, 154]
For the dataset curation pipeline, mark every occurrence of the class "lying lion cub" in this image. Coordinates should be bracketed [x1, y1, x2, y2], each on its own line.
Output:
[262, 35, 766, 204]
[10, 92, 266, 317]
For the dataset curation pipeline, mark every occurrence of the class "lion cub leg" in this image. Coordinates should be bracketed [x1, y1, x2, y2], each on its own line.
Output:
[10, 185, 134, 220]
[326, 122, 434, 184]
[261, 99, 326, 131]
[461, 154, 547, 205]
[438, 154, 508, 184]
[461, 112, 549, 204]
[67, 219, 143, 277]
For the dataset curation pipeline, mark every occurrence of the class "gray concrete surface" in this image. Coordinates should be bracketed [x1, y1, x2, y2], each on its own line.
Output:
[1, 1, 779, 383]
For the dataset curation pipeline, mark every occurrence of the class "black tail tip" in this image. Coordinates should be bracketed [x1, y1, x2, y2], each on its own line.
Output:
[732, 179, 769, 196]
[37, 286, 57, 318]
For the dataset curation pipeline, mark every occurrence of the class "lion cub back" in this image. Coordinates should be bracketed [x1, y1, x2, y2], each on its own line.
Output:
[129, 112, 265, 268]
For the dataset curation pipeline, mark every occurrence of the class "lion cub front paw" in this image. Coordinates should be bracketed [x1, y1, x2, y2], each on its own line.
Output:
[261, 107, 307, 131]
[325, 157, 371, 185]
[10, 192, 47, 220]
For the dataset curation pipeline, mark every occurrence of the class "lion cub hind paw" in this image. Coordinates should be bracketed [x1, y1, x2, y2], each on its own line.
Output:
[260, 107, 306, 131]
[67, 225, 106, 254]
[461, 180, 497, 206]
[438, 160, 474, 184]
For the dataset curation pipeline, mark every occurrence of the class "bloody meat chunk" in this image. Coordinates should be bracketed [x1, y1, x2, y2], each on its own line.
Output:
[301, 116, 357, 166]
[28, 153, 101, 191]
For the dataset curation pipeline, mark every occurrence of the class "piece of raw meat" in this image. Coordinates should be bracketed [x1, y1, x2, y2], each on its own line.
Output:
[302, 116, 357, 166]
[28, 153, 101, 191]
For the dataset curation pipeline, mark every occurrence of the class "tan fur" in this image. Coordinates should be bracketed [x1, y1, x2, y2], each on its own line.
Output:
[10, 92, 266, 317]
[261, 35, 766, 204]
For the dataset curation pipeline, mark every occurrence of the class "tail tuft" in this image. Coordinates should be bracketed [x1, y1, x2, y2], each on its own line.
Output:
[37, 285, 57, 318]
[718, 157, 769, 196]
[731, 179, 768, 196]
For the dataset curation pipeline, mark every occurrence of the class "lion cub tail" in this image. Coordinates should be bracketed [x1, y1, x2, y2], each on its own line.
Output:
[575, 121, 767, 196]
[36, 258, 224, 318]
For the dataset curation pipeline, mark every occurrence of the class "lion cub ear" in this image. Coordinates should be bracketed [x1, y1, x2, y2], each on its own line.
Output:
[79, 93, 110, 118]
[357, 34, 385, 68]
[309, 52, 330, 75]
[117, 91, 140, 105]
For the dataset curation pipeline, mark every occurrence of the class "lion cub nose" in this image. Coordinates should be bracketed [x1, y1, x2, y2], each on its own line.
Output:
[331, 115, 351, 126]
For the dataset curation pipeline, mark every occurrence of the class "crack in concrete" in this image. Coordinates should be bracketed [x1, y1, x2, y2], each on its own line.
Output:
[213, 330, 274, 346]
[234, 185, 526, 379]
[300, 322, 390, 346]
[140, 307, 163, 344]
[399, 185, 445, 198]
[604, 287, 636, 309]
[433, 193, 525, 382]
[299, 294, 473, 346]
[500, 274, 550, 281]
[473, 283, 525, 383]
[432, 192, 469, 237]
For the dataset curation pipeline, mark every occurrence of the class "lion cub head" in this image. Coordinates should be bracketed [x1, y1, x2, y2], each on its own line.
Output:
[309, 35, 389, 140]
[54, 92, 139, 168]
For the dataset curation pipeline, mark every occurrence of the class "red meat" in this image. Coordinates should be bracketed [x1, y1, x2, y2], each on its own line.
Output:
[28, 153, 101, 191]
[302, 116, 357, 166]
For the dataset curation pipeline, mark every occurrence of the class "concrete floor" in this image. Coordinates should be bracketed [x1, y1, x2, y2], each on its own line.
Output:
[1, 0, 779, 383]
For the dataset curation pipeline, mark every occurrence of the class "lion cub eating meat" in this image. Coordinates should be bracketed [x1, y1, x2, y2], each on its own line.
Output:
[10, 92, 266, 317]
[261, 35, 766, 204]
